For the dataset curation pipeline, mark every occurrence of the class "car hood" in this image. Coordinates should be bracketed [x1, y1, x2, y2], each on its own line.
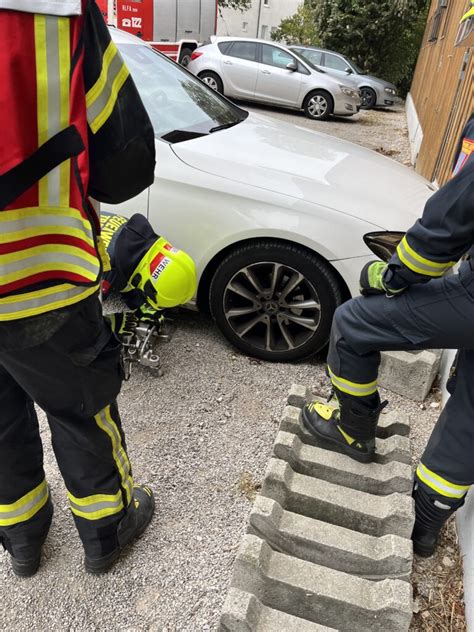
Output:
[358, 73, 396, 90]
[172, 113, 433, 230]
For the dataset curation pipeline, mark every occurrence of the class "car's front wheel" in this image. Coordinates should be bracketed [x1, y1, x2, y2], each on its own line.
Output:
[303, 90, 334, 121]
[360, 87, 377, 109]
[209, 241, 343, 362]
[199, 71, 224, 94]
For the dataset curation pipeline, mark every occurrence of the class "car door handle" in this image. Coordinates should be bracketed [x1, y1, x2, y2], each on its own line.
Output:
[223, 60, 233, 65]
[261, 69, 271, 75]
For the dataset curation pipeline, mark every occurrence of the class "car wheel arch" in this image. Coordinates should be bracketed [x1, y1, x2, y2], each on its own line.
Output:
[301, 88, 334, 110]
[196, 236, 351, 313]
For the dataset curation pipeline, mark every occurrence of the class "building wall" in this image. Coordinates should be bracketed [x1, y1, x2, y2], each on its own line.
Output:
[408, 0, 473, 184]
[217, 0, 303, 41]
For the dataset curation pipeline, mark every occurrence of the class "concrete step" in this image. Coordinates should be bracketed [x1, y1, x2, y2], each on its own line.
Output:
[262, 458, 414, 538]
[273, 430, 412, 496]
[230, 535, 412, 632]
[248, 495, 412, 581]
[220, 588, 336, 632]
[280, 404, 411, 465]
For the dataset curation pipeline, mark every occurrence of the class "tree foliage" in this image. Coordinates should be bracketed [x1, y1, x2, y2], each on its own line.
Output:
[271, 5, 320, 46]
[219, 0, 251, 11]
[273, 0, 429, 91]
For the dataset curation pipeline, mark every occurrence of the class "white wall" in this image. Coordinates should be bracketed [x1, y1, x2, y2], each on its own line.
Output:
[217, 0, 303, 40]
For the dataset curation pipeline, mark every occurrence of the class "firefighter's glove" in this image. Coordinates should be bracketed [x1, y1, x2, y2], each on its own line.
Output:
[106, 311, 137, 339]
[359, 261, 391, 296]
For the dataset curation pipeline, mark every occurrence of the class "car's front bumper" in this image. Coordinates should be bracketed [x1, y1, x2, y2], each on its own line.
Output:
[333, 94, 362, 116]
[376, 94, 402, 108]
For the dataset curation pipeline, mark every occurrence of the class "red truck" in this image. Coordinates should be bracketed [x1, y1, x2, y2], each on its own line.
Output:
[98, 0, 218, 66]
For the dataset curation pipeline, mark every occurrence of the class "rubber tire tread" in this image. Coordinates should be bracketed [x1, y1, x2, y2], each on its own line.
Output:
[209, 240, 343, 362]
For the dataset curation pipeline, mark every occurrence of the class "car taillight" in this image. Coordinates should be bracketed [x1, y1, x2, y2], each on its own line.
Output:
[191, 51, 203, 61]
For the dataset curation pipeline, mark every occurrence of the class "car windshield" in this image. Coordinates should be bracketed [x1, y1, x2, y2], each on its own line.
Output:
[117, 43, 248, 141]
[351, 60, 366, 74]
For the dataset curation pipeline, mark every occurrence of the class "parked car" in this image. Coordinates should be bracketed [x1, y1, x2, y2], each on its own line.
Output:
[105, 28, 434, 362]
[187, 36, 361, 121]
[289, 46, 400, 109]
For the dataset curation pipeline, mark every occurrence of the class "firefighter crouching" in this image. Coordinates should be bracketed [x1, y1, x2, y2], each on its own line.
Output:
[0, 0, 190, 577]
[303, 6, 474, 559]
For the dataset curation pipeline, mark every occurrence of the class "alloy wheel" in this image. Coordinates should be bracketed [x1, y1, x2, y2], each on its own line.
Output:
[307, 95, 328, 119]
[223, 262, 321, 353]
[202, 76, 218, 91]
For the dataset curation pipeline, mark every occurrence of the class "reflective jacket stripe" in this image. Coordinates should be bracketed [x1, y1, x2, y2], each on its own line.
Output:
[68, 489, 124, 521]
[86, 41, 130, 134]
[95, 405, 134, 505]
[0, 1, 82, 15]
[328, 366, 378, 397]
[0, 479, 48, 526]
[416, 463, 470, 499]
[396, 236, 456, 278]
[0, 284, 99, 320]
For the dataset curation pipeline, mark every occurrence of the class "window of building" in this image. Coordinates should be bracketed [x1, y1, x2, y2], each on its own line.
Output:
[261, 24, 268, 39]
[263, 0, 270, 6]
[428, 0, 448, 42]
[242, 21, 248, 32]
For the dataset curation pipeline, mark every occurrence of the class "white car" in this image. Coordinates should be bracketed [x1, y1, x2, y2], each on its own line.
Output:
[106, 28, 434, 362]
[187, 36, 361, 121]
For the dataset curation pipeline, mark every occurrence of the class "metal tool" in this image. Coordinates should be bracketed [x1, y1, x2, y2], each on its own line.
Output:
[119, 312, 174, 379]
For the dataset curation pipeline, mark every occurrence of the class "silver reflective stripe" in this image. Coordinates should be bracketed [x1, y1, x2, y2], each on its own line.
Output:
[69, 497, 123, 516]
[45, 16, 63, 207]
[0, 252, 100, 277]
[0, 483, 48, 523]
[397, 239, 453, 277]
[0, 214, 93, 240]
[0, 284, 96, 315]
[328, 369, 377, 397]
[87, 52, 124, 127]
[96, 408, 133, 503]
[417, 464, 470, 499]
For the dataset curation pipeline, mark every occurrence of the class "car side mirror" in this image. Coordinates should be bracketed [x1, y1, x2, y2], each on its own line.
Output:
[286, 61, 298, 71]
[345, 67, 353, 74]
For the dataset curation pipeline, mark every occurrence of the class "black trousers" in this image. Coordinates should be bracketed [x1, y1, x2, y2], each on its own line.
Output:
[0, 295, 133, 559]
[327, 262, 474, 503]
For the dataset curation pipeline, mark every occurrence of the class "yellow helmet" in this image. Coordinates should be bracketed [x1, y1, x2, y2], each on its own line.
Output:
[128, 236, 197, 309]
[456, 0, 474, 46]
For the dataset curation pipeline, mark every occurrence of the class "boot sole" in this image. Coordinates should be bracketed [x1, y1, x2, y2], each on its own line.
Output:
[302, 408, 374, 464]
[11, 555, 41, 578]
[85, 495, 156, 575]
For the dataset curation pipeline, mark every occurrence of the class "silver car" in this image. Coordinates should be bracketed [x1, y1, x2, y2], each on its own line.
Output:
[187, 36, 361, 121]
[290, 46, 400, 109]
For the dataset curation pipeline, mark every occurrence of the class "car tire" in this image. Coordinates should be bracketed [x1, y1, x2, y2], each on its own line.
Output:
[199, 71, 224, 94]
[179, 47, 194, 67]
[360, 87, 377, 109]
[303, 90, 334, 121]
[209, 241, 343, 362]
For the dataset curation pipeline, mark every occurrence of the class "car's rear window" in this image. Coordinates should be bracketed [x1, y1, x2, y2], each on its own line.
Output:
[218, 42, 232, 55]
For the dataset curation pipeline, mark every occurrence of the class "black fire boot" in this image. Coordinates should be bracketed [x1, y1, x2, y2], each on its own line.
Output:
[302, 390, 387, 463]
[2, 496, 54, 578]
[85, 485, 155, 575]
[412, 482, 465, 558]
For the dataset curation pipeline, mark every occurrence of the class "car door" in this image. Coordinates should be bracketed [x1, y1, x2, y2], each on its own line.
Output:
[322, 52, 353, 80]
[255, 44, 303, 106]
[220, 41, 259, 99]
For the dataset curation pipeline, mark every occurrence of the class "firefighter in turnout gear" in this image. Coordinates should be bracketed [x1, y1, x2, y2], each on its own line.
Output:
[304, 110, 474, 556]
[0, 0, 156, 576]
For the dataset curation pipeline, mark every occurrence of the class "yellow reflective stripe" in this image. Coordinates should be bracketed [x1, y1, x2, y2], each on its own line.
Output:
[95, 406, 134, 506]
[89, 64, 129, 134]
[397, 236, 456, 278]
[461, 6, 474, 21]
[0, 244, 99, 267]
[0, 262, 98, 285]
[58, 18, 71, 207]
[416, 463, 470, 499]
[0, 480, 49, 527]
[337, 426, 356, 446]
[0, 284, 99, 321]
[68, 490, 124, 521]
[328, 367, 378, 397]
[34, 16, 49, 206]
[0, 226, 95, 248]
[86, 41, 118, 108]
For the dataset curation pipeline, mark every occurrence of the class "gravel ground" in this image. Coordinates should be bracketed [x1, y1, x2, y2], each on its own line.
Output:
[0, 107, 464, 631]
